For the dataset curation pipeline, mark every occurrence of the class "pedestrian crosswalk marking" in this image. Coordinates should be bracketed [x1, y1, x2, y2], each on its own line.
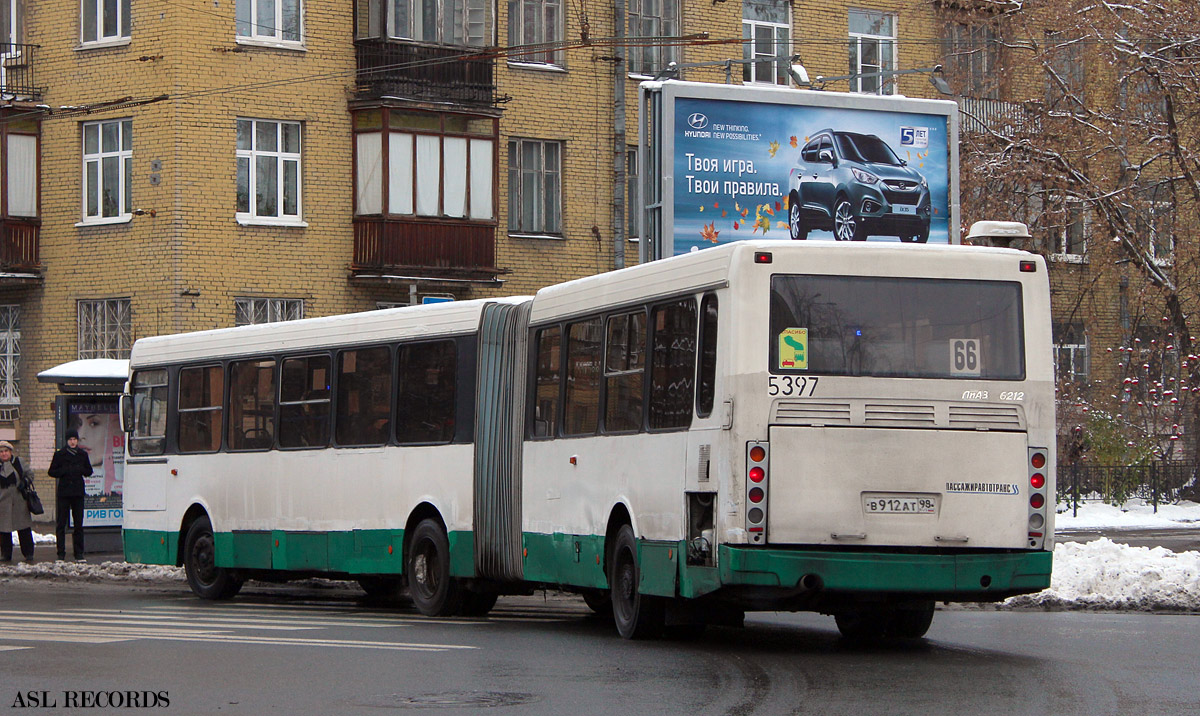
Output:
[0, 608, 478, 652]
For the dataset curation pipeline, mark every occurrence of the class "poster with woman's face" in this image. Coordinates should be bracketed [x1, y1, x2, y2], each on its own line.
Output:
[68, 401, 125, 526]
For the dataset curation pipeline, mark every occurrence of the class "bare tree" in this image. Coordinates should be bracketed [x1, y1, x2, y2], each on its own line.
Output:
[941, 0, 1200, 461]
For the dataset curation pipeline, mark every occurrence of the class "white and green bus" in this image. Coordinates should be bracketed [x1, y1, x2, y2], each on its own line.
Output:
[122, 240, 1055, 639]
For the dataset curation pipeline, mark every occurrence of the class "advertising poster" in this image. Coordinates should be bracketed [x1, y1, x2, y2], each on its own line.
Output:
[670, 94, 953, 255]
[68, 400, 124, 527]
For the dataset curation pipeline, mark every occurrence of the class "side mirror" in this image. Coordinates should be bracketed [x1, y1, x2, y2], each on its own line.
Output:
[120, 394, 134, 434]
[818, 149, 835, 166]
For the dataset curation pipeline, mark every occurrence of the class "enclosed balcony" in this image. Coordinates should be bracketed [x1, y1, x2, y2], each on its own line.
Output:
[354, 39, 497, 109]
[1, 44, 42, 101]
[353, 217, 499, 282]
[957, 96, 1042, 136]
[0, 217, 41, 277]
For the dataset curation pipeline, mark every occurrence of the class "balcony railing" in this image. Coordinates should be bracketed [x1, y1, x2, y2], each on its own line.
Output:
[354, 39, 496, 108]
[957, 96, 1042, 136]
[353, 217, 498, 280]
[0, 218, 41, 273]
[1, 44, 42, 100]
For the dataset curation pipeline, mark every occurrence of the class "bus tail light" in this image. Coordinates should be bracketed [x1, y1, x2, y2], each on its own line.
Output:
[1027, 448, 1050, 549]
[746, 441, 769, 543]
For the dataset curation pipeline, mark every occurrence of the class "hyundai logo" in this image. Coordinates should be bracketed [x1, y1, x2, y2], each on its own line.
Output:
[687, 113, 709, 129]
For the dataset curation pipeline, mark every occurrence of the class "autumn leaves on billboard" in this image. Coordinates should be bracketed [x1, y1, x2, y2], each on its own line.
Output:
[695, 134, 794, 244]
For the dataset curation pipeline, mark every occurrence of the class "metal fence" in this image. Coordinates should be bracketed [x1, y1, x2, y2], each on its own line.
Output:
[1057, 463, 1199, 515]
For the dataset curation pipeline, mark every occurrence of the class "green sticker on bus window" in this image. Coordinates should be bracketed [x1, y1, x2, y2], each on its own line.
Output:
[778, 328, 808, 370]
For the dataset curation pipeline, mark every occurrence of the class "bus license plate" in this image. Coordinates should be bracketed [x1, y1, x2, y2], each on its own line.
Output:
[891, 205, 917, 215]
[862, 493, 938, 514]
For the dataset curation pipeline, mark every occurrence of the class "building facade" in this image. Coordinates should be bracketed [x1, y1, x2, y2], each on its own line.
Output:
[9, 0, 1159, 521]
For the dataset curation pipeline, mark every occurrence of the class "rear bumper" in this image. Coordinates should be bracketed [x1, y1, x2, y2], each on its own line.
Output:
[720, 545, 1052, 600]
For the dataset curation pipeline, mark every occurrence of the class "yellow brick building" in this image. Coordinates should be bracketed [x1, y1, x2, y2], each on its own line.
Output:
[2, 0, 1009, 528]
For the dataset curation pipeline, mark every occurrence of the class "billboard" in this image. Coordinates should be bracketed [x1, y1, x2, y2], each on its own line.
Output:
[67, 399, 125, 527]
[640, 82, 959, 259]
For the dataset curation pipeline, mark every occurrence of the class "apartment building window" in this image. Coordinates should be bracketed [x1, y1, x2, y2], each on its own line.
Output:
[81, 0, 130, 44]
[237, 119, 302, 224]
[1045, 31, 1085, 113]
[354, 110, 495, 220]
[2, 0, 22, 46]
[743, 0, 789, 85]
[848, 9, 896, 95]
[508, 139, 562, 236]
[507, 0, 563, 65]
[1134, 194, 1174, 263]
[626, 148, 639, 241]
[380, 0, 489, 44]
[627, 0, 679, 76]
[3, 118, 37, 218]
[1053, 323, 1087, 385]
[1054, 205, 1086, 258]
[944, 23, 1000, 98]
[81, 119, 131, 224]
[78, 299, 131, 359]
[236, 0, 302, 44]
[0, 305, 18, 405]
[235, 298, 304, 325]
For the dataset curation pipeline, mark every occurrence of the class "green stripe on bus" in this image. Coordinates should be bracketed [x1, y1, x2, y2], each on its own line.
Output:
[719, 546, 1053, 594]
[521, 532, 608, 589]
[123, 529, 178, 566]
[128, 528, 473, 577]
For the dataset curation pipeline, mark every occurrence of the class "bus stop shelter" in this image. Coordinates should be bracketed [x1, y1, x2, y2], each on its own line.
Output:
[37, 359, 129, 553]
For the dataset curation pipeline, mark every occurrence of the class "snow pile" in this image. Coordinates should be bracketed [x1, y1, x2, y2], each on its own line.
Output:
[1056, 499, 1200, 531]
[1005, 538, 1200, 611]
[0, 560, 183, 582]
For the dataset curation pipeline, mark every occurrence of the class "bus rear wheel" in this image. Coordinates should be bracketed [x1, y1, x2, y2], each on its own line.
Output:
[406, 519, 464, 617]
[609, 525, 664, 639]
[183, 515, 243, 600]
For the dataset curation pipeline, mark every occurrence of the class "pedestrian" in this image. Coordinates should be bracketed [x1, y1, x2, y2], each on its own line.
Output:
[0, 440, 36, 564]
[48, 429, 93, 561]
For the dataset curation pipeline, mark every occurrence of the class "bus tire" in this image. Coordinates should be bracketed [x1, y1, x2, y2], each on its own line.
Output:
[609, 525, 665, 639]
[406, 519, 464, 617]
[890, 600, 935, 639]
[183, 516, 243, 600]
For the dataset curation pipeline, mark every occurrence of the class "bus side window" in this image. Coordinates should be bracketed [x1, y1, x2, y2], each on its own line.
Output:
[604, 311, 646, 433]
[564, 318, 603, 436]
[532, 326, 561, 438]
[130, 369, 168, 456]
[649, 298, 697, 430]
[696, 294, 718, 418]
[228, 359, 276, 451]
[397, 340, 456, 445]
[279, 355, 331, 449]
[178, 365, 224, 453]
[336, 346, 392, 447]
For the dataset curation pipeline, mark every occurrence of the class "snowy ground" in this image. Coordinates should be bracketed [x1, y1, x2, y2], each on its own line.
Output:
[4, 501, 1199, 612]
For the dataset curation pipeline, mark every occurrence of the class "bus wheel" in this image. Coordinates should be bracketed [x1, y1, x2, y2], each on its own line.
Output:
[406, 519, 464, 617]
[890, 600, 935, 639]
[834, 605, 889, 642]
[609, 525, 664, 639]
[183, 516, 243, 600]
[459, 590, 499, 617]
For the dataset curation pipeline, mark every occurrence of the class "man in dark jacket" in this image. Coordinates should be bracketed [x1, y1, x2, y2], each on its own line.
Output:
[48, 429, 93, 561]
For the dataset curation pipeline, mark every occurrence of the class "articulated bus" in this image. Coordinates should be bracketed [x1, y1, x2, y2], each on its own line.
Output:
[122, 240, 1055, 639]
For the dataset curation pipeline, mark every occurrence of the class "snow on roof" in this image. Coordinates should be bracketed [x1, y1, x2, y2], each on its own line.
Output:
[37, 359, 130, 383]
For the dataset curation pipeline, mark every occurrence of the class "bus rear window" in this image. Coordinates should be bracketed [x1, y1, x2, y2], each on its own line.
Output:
[770, 275, 1024, 380]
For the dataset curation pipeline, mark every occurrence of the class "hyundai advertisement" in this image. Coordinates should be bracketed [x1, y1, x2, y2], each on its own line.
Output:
[652, 84, 957, 256]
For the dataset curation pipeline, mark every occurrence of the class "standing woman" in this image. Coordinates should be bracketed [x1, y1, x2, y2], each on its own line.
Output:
[48, 429, 92, 561]
[0, 440, 35, 563]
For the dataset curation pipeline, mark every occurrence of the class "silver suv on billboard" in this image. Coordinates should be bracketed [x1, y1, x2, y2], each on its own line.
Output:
[788, 130, 932, 242]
